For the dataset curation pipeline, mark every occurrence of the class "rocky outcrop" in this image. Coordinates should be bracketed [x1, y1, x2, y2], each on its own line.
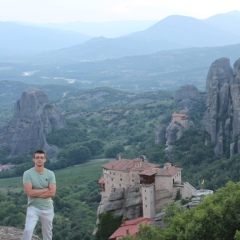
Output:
[0, 226, 39, 240]
[165, 121, 185, 146]
[155, 85, 201, 147]
[174, 85, 202, 110]
[155, 124, 167, 144]
[0, 89, 66, 158]
[202, 57, 240, 156]
[97, 185, 142, 219]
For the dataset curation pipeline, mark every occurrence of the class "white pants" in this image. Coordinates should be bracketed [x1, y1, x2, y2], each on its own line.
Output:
[21, 206, 54, 240]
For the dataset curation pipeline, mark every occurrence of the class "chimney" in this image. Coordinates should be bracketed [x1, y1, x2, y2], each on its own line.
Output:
[164, 162, 171, 168]
[134, 158, 142, 168]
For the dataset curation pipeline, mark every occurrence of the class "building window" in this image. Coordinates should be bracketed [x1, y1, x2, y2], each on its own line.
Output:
[120, 178, 122, 181]
[119, 184, 121, 187]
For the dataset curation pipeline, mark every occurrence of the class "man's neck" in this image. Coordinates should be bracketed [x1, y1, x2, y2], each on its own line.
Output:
[34, 166, 45, 174]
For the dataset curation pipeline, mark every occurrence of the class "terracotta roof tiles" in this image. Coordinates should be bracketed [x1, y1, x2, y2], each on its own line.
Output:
[101, 158, 159, 172]
[109, 217, 154, 240]
[139, 166, 181, 177]
[98, 177, 104, 184]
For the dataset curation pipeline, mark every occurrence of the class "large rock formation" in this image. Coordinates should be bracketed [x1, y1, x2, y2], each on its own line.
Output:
[155, 85, 201, 146]
[0, 89, 66, 158]
[97, 185, 142, 220]
[93, 185, 142, 235]
[165, 111, 193, 152]
[174, 85, 202, 110]
[202, 57, 240, 156]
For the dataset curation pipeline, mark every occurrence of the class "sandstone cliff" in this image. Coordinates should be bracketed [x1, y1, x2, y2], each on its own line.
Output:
[155, 85, 201, 146]
[97, 185, 142, 220]
[0, 89, 66, 158]
[93, 185, 143, 235]
[174, 85, 201, 110]
[202, 57, 240, 156]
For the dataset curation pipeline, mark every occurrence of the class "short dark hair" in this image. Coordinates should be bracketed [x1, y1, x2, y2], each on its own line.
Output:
[34, 150, 46, 158]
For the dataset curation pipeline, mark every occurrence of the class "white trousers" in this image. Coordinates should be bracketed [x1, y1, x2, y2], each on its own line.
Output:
[21, 206, 54, 240]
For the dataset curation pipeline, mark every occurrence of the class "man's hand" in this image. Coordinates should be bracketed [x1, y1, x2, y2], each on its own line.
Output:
[24, 183, 56, 198]
[38, 184, 56, 198]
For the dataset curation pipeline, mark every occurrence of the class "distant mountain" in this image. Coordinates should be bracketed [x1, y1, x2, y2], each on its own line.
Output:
[2, 11, 240, 59]
[127, 14, 240, 47]
[34, 11, 240, 62]
[0, 22, 91, 55]
[204, 10, 240, 37]
[35, 36, 183, 62]
[39, 20, 158, 38]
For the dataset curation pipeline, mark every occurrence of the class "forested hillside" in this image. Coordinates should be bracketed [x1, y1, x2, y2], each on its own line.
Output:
[121, 181, 240, 240]
[1, 86, 240, 239]
[0, 162, 104, 240]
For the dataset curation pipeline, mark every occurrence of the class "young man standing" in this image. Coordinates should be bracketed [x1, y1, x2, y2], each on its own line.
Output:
[21, 150, 56, 240]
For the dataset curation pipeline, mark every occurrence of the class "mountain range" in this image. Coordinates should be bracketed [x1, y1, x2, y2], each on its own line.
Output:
[1, 11, 240, 93]
[1, 10, 240, 59]
[0, 22, 91, 56]
[38, 20, 158, 38]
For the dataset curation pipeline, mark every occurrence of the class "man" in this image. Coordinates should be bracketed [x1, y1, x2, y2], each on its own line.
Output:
[21, 150, 56, 240]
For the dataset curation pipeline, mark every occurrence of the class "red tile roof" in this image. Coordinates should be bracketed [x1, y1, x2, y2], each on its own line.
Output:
[139, 168, 157, 176]
[139, 165, 181, 177]
[109, 217, 154, 240]
[155, 166, 181, 176]
[98, 177, 104, 184]
[172, 113, 189, 118]
[0, 165, 5, 170]
[101, 158, 159, 172]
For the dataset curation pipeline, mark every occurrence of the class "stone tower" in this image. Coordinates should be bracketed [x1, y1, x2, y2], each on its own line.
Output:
[140, 171, 156, 218]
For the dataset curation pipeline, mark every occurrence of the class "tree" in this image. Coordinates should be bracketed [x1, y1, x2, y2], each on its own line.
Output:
[95, 212, 122, 240]
[104, 144, 125, 158]
[58, 143, 91, 166]
[82, 139, 104, 156]
[121, 182, 240, 240]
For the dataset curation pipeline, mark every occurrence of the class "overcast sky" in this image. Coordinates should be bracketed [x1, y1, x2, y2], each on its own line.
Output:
[1, 0, 240, 23]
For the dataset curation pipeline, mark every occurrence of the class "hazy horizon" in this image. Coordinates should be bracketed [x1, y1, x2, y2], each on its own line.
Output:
[1, 0, 240, 24]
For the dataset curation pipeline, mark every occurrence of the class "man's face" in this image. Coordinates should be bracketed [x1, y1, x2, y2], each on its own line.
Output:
[33, 153, 46, 167]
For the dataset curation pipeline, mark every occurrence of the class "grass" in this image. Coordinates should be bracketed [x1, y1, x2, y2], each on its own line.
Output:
[0, 160, 108, 190]
[54, 160, 106, 185]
